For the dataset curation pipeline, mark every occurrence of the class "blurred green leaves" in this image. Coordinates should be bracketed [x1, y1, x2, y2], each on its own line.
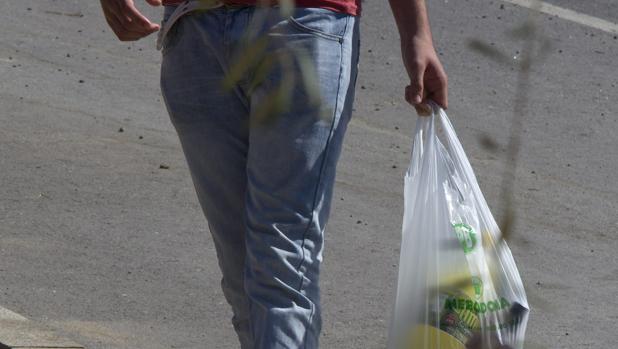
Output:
[222, 36, 271, 91]
[467, 1, 552, 242]
[467, 39, 510, 64]
[220, 1, 321, 125]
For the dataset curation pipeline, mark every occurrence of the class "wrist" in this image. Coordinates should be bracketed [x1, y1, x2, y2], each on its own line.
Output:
[400, 22, 433, 43]
[389, 0, 433, 42]
[402, 34, 435, 54]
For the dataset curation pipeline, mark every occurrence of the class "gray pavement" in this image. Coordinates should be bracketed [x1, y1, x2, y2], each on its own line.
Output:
[1, 0, 617, 348]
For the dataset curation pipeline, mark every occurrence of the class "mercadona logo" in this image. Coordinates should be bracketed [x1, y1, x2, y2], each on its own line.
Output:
[444, 296, 510, 315]
[453, 223, 477, 254]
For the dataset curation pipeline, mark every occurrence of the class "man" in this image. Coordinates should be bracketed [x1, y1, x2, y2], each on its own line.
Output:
[99, 0, 447, 348]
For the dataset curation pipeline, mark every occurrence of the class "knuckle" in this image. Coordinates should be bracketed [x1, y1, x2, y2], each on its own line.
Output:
[407, 84, 421, 92]
[119, 16, 131, 26]
[413, 59, 426, 69]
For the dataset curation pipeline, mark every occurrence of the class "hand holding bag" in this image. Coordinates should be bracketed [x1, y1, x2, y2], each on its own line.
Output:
[388, 102, 529, 349]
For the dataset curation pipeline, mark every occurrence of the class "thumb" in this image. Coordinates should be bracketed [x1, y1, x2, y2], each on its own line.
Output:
[145, 0, 162, 6]
[405, 66, 425, 105]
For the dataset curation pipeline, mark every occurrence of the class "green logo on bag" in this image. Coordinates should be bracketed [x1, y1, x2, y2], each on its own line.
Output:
[471, 277, 483, 300]
[444, 296, 510, 315]
[453, 223, 477, 254]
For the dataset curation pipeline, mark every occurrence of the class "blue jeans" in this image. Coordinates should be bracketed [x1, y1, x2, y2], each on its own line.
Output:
[160, 4, 359, 348]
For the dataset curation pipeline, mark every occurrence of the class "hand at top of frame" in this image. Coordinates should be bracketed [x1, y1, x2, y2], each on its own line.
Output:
[100, 0, 162, 41]
[401, 35, 448, 115]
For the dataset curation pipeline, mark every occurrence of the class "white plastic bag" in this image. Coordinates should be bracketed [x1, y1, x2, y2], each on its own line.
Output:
[388, 102, 529, 349]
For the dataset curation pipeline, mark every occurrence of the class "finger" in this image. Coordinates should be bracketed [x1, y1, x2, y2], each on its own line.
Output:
[406, 84, 427, 107]
[422, 60, 448, 109]
[124, 1, 160, 31]
[145, 0, 162, 5]
[405, 63, 425, 105]
[429, 73, 448, 110]
[103, 0, 134, 26]
[112, 6, 158, 36]
[105, 13, 151, 40]
[109, 0, 158, 32]
[413, 103, 432, 117]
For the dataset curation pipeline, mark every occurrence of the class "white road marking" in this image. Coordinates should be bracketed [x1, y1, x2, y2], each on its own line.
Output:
[502, 0, 618, 34]
[0, 304, 84, 348]
[0, 306, 29, 322]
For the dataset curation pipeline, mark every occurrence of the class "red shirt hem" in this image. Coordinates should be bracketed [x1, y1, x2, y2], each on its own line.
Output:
[162, 0, 360, 16]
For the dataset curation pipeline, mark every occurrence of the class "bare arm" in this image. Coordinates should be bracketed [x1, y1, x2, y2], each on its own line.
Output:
[388, 0, 448, 111]
[100, 0, 162, 41]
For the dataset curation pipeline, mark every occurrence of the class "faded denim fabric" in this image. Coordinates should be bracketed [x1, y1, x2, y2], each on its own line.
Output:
[160, 4, 360, 348]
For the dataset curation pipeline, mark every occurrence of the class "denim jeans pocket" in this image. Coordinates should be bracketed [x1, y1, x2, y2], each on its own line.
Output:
[287, 8, 348, 42]
[160, 6, 182, 56]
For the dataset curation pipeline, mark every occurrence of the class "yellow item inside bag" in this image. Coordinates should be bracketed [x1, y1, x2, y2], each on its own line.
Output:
[406, 272, 483, 348]
[407, 325, 465, 349]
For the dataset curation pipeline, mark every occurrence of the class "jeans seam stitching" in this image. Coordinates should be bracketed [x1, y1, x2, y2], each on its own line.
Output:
[161, 17, 182, 56]
[296, 15, 350, 349]
[288, 16, 345, 42]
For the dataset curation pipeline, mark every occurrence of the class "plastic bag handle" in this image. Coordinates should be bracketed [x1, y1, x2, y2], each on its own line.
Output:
[406, 99, 443, 178]
[406, 107, 435, 178]
[426, 100, 502, 233]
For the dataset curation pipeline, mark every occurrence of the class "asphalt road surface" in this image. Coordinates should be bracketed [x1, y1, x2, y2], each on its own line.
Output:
[1, 0, 616, 348]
